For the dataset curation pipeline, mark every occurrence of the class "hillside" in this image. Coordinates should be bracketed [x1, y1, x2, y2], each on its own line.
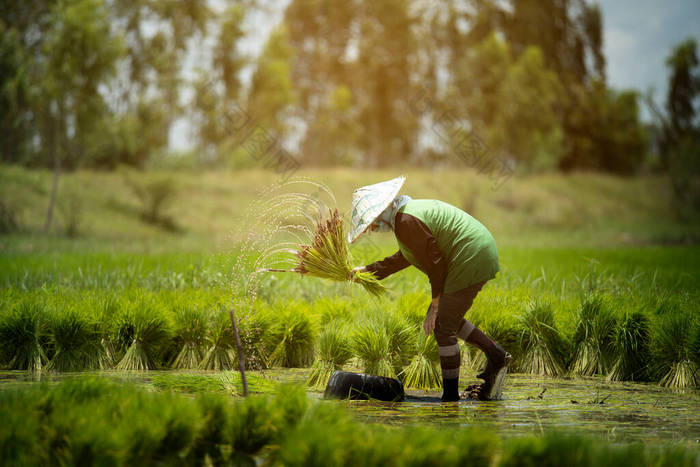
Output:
[1, 165, 697, 253]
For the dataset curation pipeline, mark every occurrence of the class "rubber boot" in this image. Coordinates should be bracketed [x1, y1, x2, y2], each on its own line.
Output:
[465, 327, 510, 400]
[441, 378, 460, 402]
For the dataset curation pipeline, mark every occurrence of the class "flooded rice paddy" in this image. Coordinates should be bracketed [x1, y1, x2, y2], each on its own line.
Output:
[2, 370, 698, 447]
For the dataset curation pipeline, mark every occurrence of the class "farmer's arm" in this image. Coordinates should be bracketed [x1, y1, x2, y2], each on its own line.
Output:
[363, 250, 410, 280]
[393, 212, 447, 300]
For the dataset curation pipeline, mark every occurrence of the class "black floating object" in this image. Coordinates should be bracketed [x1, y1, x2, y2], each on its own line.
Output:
[324, 371, 405, 402]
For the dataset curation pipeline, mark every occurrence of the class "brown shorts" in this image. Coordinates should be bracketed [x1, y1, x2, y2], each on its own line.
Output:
[434, 280, 487, 346]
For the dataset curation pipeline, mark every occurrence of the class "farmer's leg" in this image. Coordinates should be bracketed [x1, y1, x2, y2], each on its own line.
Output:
[452, 281, 508, 399]
[434, 292, 470, 402]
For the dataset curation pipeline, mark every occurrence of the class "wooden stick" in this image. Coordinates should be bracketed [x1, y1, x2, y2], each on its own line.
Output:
[228, 307, 248, 396]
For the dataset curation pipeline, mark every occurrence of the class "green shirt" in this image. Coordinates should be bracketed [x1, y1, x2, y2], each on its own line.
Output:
[396, 199, 499, 294]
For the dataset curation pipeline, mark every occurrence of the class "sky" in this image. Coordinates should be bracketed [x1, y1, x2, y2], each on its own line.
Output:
[597, 0, 700, 116]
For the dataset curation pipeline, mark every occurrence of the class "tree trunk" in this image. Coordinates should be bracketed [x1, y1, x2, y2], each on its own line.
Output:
[43, 115, 60, 233]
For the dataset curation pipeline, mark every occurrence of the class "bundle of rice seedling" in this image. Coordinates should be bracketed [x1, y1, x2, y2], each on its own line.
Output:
[295, 209, 385, 297]
[517, 302, 568, 376]
[353, 319, 395, 378]
[400, 328, 441, 389]
[651, 311, 699, 388]
[307, 321, 353, 389]
[269, 307, 316, 368]
[0, 301, 48, 372]
[200, 312, 235, 371]
[569, 295, 617, 376]
[353, 312, 413, 378]
[237, 308, 275, 370]
[115, 306, 170, 371]
[607, 310, 651, 382]
[46, 308, 103, 372]
[171, 307, 208, 369]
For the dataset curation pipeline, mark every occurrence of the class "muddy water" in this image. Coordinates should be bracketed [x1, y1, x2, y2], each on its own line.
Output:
[342, 374, 700, 446]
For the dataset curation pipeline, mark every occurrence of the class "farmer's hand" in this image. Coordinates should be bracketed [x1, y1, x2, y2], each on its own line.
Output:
[423, 297, 440, 336]
[349, 266, 366, 282]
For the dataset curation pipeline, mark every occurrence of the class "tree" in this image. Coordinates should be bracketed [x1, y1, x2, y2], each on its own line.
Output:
[30, 0, 122, 232]
[654, 38, 700, 216]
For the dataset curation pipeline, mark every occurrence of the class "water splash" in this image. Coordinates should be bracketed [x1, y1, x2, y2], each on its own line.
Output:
[228, 178, 340, 313]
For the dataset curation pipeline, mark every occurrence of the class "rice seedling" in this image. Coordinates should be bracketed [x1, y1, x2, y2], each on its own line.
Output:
[314, 297, 353, 325]
[269, 306, 316, 368]
[0, 301, 48, 372]
[569, 295, 617, 376]
[200, 311, 235, 370]
[482, 318, 520, 361]
[46, 308, 103, 372]
[115, 304, 171, 371]
[307, 321, 353, 389]
[353, 319, 395, 378]
[517, 301, 568, 376]
[170, 307, 208, 369]
[651, 311, 699, 388]
[400, 328, 441, 390]
[94, 295, 122, 369]
[237, 308, 275, 370]
[607, 310, 652, 382]
[295, 209, 385, 297]
[353, 312, 413, 378]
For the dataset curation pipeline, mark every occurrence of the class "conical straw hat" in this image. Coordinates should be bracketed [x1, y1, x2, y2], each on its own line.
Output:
[347, 175, 406, 244]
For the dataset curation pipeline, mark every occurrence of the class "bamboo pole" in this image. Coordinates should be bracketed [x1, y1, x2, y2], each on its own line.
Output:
[228, 307, 248, 396]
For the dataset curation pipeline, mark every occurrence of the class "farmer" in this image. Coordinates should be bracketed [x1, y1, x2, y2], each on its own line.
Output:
[348, 176, 510, 401]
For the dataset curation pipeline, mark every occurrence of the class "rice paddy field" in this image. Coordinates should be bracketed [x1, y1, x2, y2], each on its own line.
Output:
[1, 166, 699, 465]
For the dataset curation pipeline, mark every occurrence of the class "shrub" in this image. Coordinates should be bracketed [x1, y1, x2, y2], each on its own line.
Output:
[57, 189, 84, 237]
[124, 172, 179, 230]
[0, 199, 19, 234]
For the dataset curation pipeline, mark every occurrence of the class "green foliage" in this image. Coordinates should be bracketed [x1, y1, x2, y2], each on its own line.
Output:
[200, 311, 235, 370]
[607, 311, 652, 382]
[115, 302, 171, 371]
[0, 300, 48, 372]
[307, 321, 353, 389]
[400, 329, 441, 390]
[170, 306, 208, 369]
[237, 308, 275, 370]
[46, 308, 103, 371]
[1, 378, 700, 465]
[269, 304, 316, 368]
[569, 295, 617, 376]
[352, 312, 413, 378]
[124, 172, 179, 230]
[651, 311, 699, 388]
[517, 302, 569, 376]
[57, 188, 84, 237]
[0, 199, 19, 234]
